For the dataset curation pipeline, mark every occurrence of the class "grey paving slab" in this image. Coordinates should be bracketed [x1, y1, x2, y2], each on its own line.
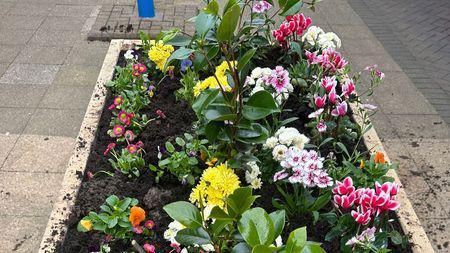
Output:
[0, 63, 8, 76]
[7, 3, 55, 16]
[381, 114, 450, 140]
[0, 83, 48, 108]
[49, 4, 95, 17]
[1, 135, 74, 173]
[421, 218, 450, 252]
[0, 63, 60, 85]
[23, 108, 86, 137]
[0, 133, 20, 169]
[0, 29, 35, 45]
[0, 108, 34, 135]
[14, 45, 72, 65]
[53, 64, 101, 86]
[39, 86, 93, 109]
[64, 41, 110, 66]
[0, 15, 45, 30]
[0, 171, 64, 216]
[0, 2, 15, 15]
[28, 30, 83, 46]
[39, 16, 87, 31]
[0, 45, 22, 63]
[0, 216, 49, 253]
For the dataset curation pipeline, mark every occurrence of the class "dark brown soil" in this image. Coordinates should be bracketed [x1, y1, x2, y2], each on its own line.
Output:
[57, 50, 411, 253]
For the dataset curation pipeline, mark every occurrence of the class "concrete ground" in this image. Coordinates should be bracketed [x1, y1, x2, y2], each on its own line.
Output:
[0, 0, 448, 252]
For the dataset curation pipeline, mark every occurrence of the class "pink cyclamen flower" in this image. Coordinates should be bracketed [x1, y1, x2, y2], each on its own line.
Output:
[143, 244, 156, 253]
[316, 120, 327, 132]
[334, 193, 356, 209]
[328, 88, 338, 104]
[331, 101, 348, 117]
[341, 79, 356, 98]
[124, 130, 135, 142]
[314, 94, 327, 108]
[308, 108, 324, 119]
[351, 206, 372, 225]
[104, 142, 116, 155]
[321, 76, 337, 93]
[133, 226, 143, 234]
[127, 144, 138, 154]
[145, 220, 155, 229]
[332, 177, 355, 195]
[113, 125, 125, 137]
[114, 96, 123, 106]
[305, 50, 319, 65]
[156, 109, 166, 119]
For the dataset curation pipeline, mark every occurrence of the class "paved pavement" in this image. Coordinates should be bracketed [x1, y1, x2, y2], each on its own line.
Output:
[0, 0, 449, 252]
[0, 0, 109, 251]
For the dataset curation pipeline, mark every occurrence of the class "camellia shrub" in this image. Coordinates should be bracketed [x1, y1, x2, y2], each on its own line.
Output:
[74, 0, 410, 252]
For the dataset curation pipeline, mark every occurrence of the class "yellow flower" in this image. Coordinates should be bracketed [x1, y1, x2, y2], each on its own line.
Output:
[359, 159, 365, 169]
[189, 163, 240, 208]
[80, 220, 93, 231]
[148, 40, 174, 70]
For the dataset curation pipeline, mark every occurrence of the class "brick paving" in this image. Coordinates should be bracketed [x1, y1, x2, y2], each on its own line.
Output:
[88, 0, 200, 41]
[347, 0, 450, 124]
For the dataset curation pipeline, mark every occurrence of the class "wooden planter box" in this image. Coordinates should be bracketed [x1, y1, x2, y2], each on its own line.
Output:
[38, 40, 435, 253]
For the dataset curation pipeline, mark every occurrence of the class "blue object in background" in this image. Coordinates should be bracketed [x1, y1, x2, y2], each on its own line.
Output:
[137, 0, 155, 18]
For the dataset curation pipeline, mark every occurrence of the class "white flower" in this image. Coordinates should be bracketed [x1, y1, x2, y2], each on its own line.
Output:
[292, 134, 310, 150]
[264, 136, 279, 149]
[317, 32, 341, 49]
[164, 221, 185, 244]
[250, 178, 263, 189]
[180, 249, 188, 253]
[302, 26, 324, 46]
[275, 235, 283, 247]
[250, 85, 265, 95]
[202, 244, 215, 252]
[278, 127, 300, 146]
[272, 144, 288, 161]
[124, 49, 137, 60]
[250, 67, 264, 79]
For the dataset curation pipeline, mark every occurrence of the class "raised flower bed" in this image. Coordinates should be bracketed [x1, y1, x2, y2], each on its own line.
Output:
[40, 1, 433, 253]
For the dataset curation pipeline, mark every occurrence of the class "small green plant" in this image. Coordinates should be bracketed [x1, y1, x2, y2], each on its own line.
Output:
[176, 68, 198, 105]
[152, 133, 211, 184]
[109, 146, 145, 177]
[77, 195, 138, 238]
[163, 187, 326, 253]
[273, 183, 331, 221]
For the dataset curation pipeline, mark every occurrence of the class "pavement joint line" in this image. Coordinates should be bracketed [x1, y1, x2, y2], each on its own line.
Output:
[0, 169, 65, 174]
[81, 5, 101, 36]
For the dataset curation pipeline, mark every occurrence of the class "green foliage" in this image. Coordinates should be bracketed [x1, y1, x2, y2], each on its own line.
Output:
[176, 69, 198, 104]
[156, 133, 211, 185]
[163, 187, 325, 252]
[272, 184, 331, 220]
[77, 195, 138, 239]
[108, 147, 145, 177]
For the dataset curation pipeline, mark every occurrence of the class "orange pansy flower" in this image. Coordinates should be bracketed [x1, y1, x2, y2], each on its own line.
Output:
[129, 206, 146, 227]
[374, 152, 386, 164]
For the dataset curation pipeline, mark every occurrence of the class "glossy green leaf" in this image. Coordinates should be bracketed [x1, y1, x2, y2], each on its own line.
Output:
[217, 4, 240, 42]
[175, 227, 211, 246]
[238, 208, 275, 247]
[204, 105, 236, 121]
[269, 210, 285, 239]
[243, 90, 280, 120]
[163, 201, 202, 228]
[237, 48, 257, 71]
[204, 0, 219, 15]
[232, 242, 252, 253]
[192, 88, 220, 115]
[164, 47, 195, 70]
[252, 245, 278, 253]
[195, 12, 216, 38]
[285, 227, 307, 253]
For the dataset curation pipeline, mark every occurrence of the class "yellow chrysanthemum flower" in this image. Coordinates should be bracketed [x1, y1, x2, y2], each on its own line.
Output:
[193, 61, 236, 96]
[189, 163, 240, 209]
[148, 40, 174, 70]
